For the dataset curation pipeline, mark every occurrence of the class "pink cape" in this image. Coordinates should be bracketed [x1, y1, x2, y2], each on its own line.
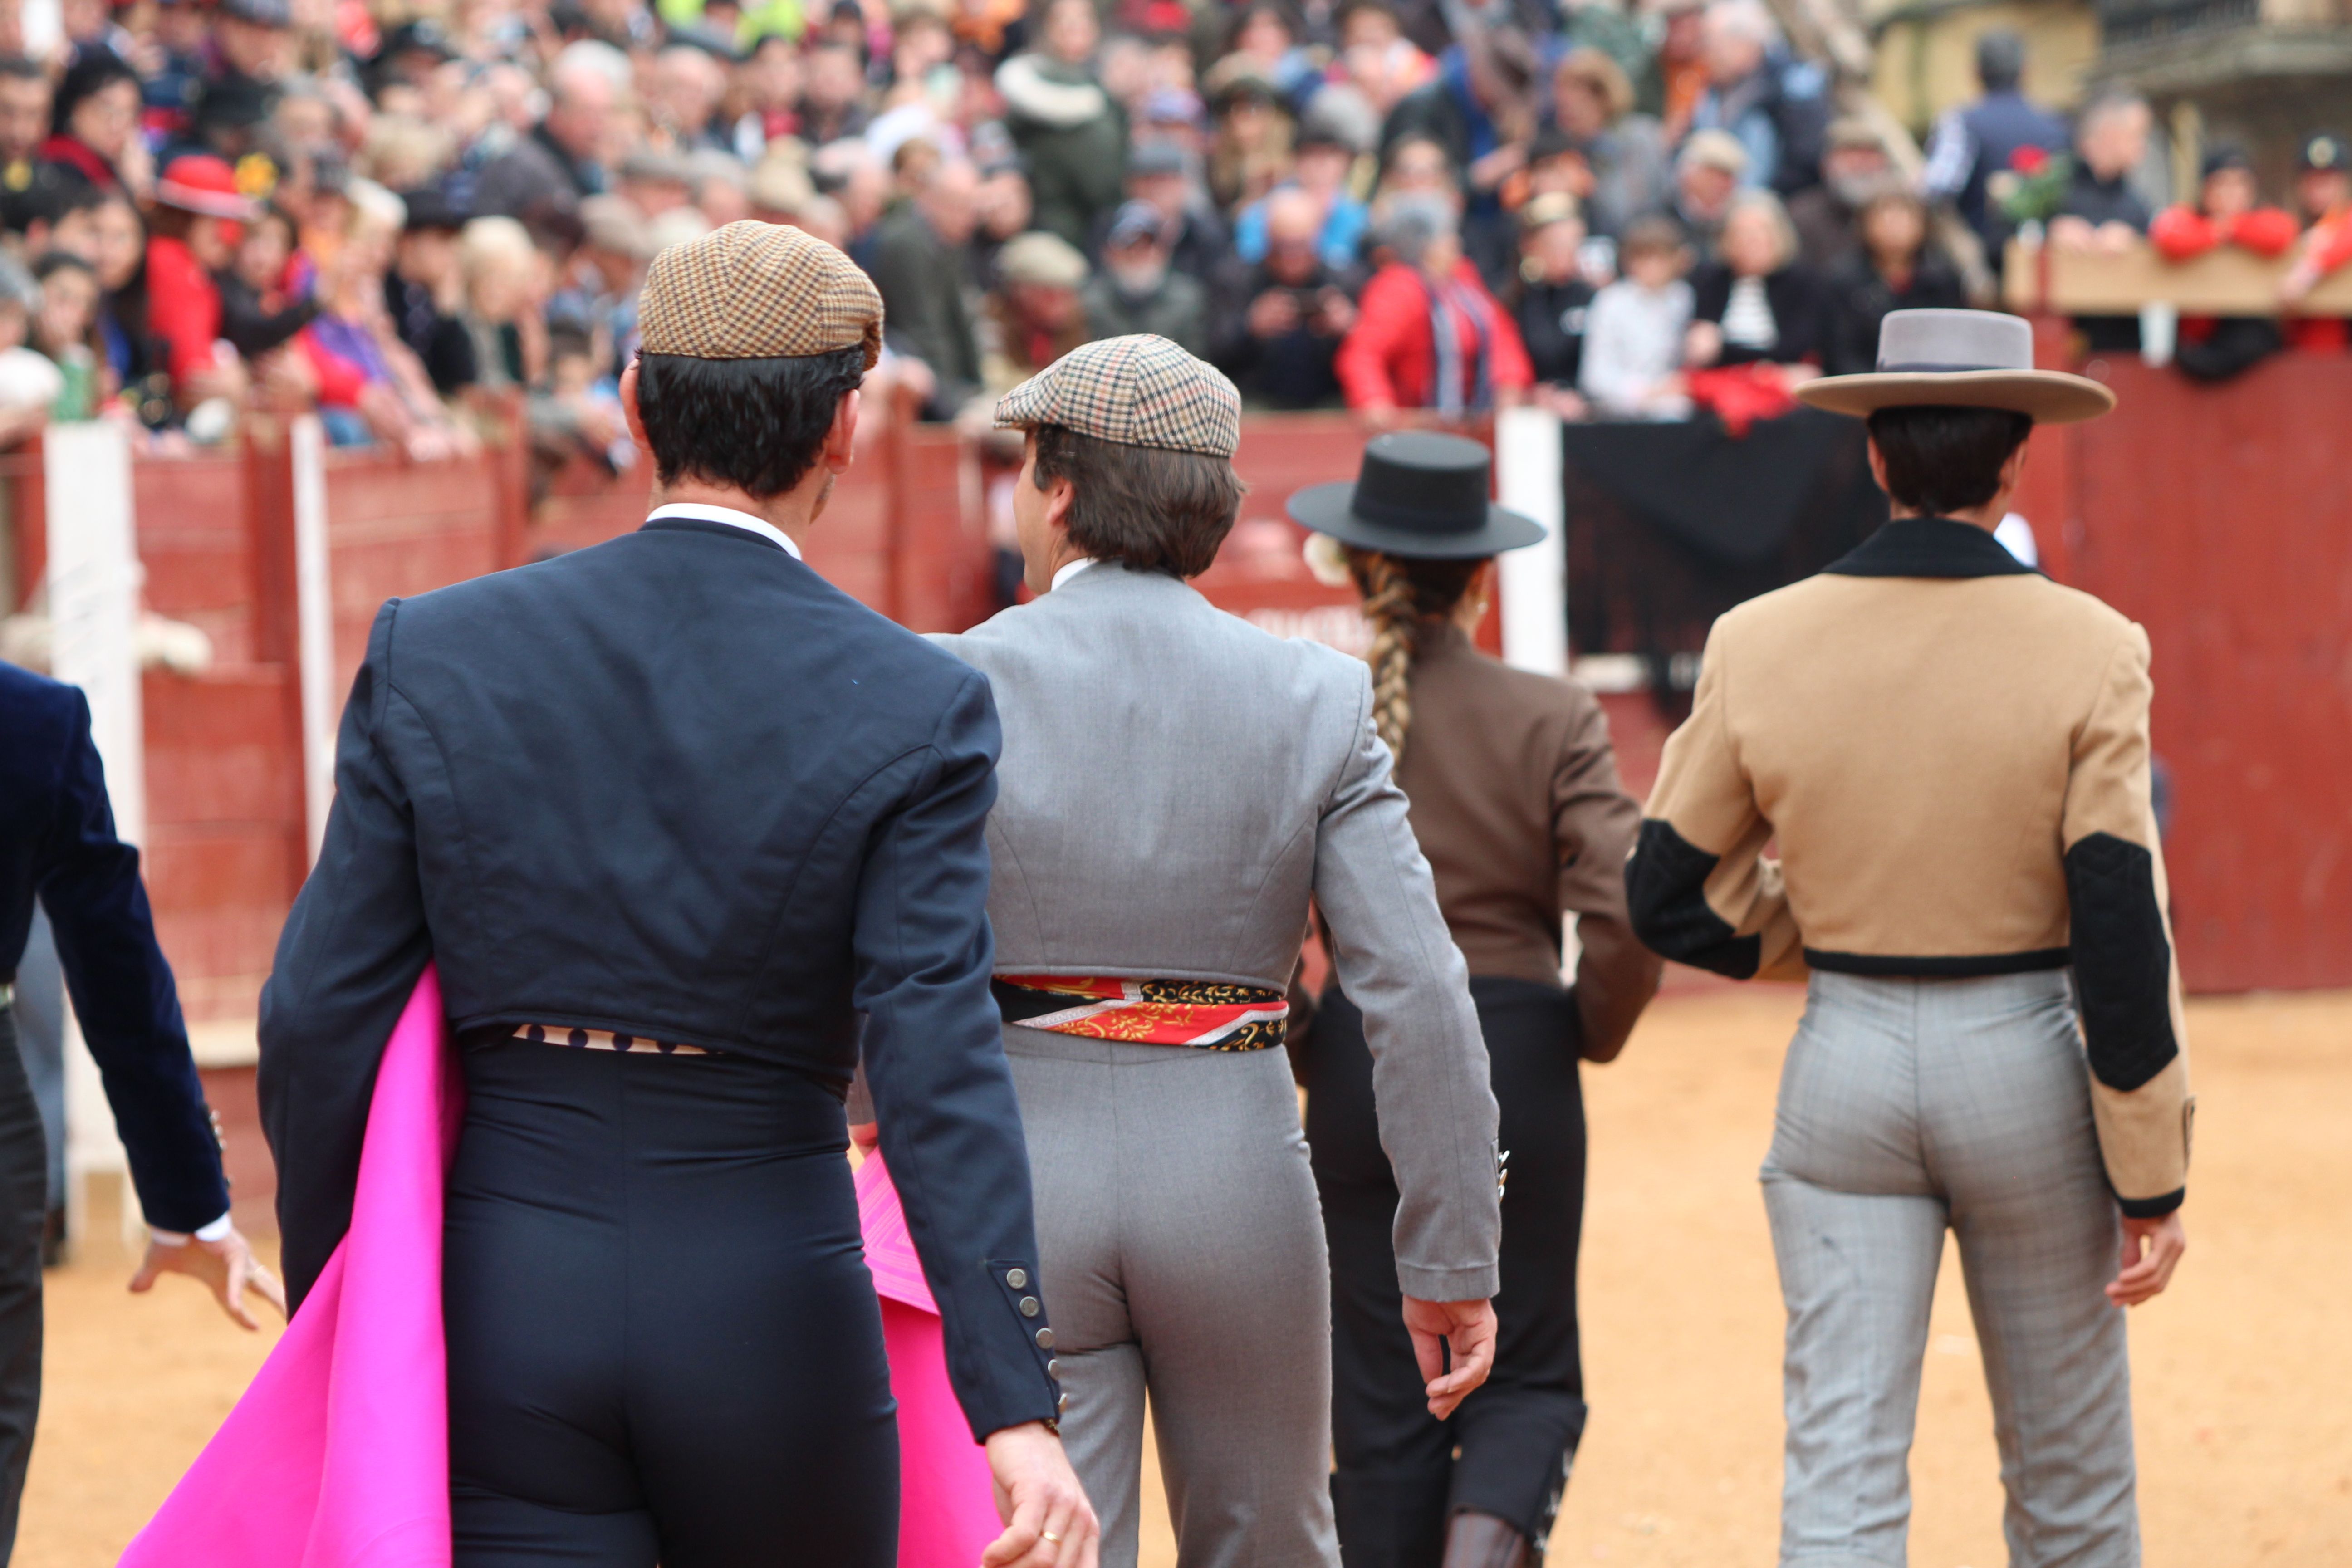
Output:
[122, 965, 462, 1568]
[122, 967, 994, 1568]
[856, 1149, 1006, 1568]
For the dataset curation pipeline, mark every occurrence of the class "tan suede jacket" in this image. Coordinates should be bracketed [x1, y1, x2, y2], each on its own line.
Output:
[1626, 517, 2192, 1215]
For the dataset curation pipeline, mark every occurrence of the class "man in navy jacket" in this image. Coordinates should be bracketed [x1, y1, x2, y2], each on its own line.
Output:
[258, 222, 1096, 1567]
[0, 659, 278, 1558]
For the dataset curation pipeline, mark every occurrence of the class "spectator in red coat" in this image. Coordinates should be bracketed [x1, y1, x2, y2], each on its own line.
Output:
[2148, 144, 2298, 264]
[1337, 194, 1532, 422]
[2280, 132, 2352, 348]
[143, 154, 255, 409]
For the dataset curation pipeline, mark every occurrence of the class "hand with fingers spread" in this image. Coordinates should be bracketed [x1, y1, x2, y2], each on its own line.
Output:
[2107, 1210, 2186, 1308]
[1401, 1295, 1498, 1420]
[130, 1225, 287, 1331]
[981, 1420, 1100, 1568]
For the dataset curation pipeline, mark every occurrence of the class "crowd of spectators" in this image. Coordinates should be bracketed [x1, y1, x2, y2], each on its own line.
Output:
[0, 0, 2344, 459]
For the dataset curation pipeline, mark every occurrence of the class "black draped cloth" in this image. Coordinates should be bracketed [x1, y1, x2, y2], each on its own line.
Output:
[1563, 410, 1887, 709]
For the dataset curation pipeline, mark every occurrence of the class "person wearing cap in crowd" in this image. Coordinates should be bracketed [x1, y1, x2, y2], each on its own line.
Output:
[208, 0, 298, 93]
[257, 220, 1096, 1567]
[980, 228, 1090, 395]
[1627, 308, 2192, 1568]
[1208, 182, 1363, 409]
[384, 183, 480, 396]
[1082, 198, 1207, 355]
[1671, 126, 1746, 250]
[1098, 139, 1230, 285]
[2280, 132, 2352, 347]
[38, 49, 145, 197]
[871, 154, 986, 416]
[936, 333, 1502, 1568]
[1784, 116, 1893, 273]
[1919, 29, 2069, 259]
[1338, 193, 1533, 422]
[1508, 191, 1594, 416]
[143, 154, 255, 408]
[1290, 430, 1661, 1568]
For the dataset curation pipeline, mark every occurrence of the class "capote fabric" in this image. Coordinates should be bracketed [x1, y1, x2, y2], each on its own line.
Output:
[856, 1149, 1004, 1568]
[122, 966, 460, 1568]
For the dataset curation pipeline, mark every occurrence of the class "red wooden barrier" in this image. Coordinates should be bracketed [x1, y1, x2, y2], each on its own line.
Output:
[2052, 348, 2352, 992]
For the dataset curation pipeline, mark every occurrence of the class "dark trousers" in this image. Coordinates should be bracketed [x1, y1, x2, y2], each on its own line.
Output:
[446, 1039, 899, 1567]
[1307, 977, 1589, 1568]
[0, 1006, 49, 1564]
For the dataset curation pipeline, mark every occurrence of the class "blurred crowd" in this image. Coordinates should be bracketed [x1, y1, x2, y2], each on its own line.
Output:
[0, 0, 2347, 463]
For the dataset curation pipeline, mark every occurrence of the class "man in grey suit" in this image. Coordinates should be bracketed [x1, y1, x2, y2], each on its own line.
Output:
[934, 335, 1503, 1568]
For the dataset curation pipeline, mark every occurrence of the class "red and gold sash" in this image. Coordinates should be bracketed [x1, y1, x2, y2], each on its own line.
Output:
[992, 976, 1289, 1052]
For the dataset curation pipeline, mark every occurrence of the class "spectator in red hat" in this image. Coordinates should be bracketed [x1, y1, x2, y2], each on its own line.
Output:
[145, 153, 255, 408]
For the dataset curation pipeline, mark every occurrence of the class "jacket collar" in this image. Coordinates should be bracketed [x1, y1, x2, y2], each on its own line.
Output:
[1823, 516, 2036, 579]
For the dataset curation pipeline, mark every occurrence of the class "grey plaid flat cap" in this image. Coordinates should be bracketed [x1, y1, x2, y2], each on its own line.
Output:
[994, 335, 1241, 458]
[638, 220, 883, 368]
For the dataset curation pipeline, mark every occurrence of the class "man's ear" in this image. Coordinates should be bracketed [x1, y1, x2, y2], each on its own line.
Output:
[824, 387, 862, 473]
[1864, 432, 1888, 495]
[619, 359, 647, 456]
[1042, 470, 1076, 537]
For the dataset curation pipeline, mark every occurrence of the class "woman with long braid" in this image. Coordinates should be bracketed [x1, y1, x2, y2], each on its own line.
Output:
[1290, 432, 1664, 1568]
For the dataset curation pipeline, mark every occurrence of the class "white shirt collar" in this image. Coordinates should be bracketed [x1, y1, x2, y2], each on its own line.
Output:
[1051, 557, 1098, 592]
[647, 503, 804, 560]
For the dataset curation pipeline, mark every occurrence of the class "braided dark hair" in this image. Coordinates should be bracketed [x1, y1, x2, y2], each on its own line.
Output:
[1345, 547, 1487, 761]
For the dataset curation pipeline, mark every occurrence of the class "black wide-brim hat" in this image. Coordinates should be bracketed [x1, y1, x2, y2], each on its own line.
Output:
[1285, 431, 1545, 560]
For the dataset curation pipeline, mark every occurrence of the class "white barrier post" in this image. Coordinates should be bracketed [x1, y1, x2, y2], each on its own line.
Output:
[43, 422, 139, 1246]
[292, 414, 335, 863]
[1493, 405, 1568, 677]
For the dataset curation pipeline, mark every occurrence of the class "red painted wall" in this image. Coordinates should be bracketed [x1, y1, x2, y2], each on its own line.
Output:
[2038, 350, 2352, 992]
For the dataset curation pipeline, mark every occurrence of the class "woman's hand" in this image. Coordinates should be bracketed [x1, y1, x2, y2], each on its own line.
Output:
[2107, 1210, 2185, 1307]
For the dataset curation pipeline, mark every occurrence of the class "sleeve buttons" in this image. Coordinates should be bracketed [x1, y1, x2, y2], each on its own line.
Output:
[1035, 1327, 1055, 1349]
[1019, 1296, 1042, 1317]
[1006, 1267, 1029, 1289]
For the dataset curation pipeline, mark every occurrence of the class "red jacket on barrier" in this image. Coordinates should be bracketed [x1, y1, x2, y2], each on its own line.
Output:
[1337, 259, 1533, 413]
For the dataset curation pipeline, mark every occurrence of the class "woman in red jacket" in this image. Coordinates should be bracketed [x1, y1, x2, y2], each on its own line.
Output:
[1338, 194, 1533, 422]
[143, 155, 256, 410]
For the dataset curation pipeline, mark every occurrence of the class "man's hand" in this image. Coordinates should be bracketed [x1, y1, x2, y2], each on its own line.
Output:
[2107, 1210, 2186, 1308]
[981, 1420, 1099, 1568]
[1249, 289, 1303, 338]
[1401, 1296, 1497, 1420]
[130, 1225, 287, 1331]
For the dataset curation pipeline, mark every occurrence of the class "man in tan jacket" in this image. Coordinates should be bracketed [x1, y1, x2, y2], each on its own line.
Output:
[1626, 309, 2187, 1568]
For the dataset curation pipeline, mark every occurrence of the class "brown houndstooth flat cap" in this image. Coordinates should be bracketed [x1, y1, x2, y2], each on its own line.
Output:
[994, 335, 1241, 458]
[637, 220, 883, 368]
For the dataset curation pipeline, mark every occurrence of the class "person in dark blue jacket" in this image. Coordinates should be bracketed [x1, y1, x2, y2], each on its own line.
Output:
[1, 658, 278, 1558]
[255, 220, 1096, 1568]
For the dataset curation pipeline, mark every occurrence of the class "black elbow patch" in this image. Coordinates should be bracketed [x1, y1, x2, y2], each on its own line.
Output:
[1625, 820, 1760, 980]
[2064, 832, 2179, 1092]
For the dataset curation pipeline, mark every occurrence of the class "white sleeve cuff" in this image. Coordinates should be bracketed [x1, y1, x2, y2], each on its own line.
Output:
[150, 1212, 234, 1247]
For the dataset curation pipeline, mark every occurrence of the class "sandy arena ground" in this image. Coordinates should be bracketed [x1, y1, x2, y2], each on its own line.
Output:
[18, 987, 2352, 1568]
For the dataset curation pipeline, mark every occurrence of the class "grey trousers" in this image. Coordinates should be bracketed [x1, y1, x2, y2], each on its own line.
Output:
[1002, 1027, 1339, 1568]
[1761, 970, 2139, 1568]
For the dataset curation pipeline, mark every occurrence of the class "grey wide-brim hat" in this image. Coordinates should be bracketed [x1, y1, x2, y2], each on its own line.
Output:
[1287, 431, 1545, 559]
[1797, 309, 2116, 424]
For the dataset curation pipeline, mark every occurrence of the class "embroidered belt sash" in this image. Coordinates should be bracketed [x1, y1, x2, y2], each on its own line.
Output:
[992, 976, 1289, 1052]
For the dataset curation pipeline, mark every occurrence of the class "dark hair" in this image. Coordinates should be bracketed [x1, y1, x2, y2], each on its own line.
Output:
[1030, 424, 1245, 579]
[1346, 548, 1485, 759]
[52, 48, 138, 135]
[1866, 405, 2034, 515]
[32, 249, 92, 282]
[634, 347, 867, 500]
